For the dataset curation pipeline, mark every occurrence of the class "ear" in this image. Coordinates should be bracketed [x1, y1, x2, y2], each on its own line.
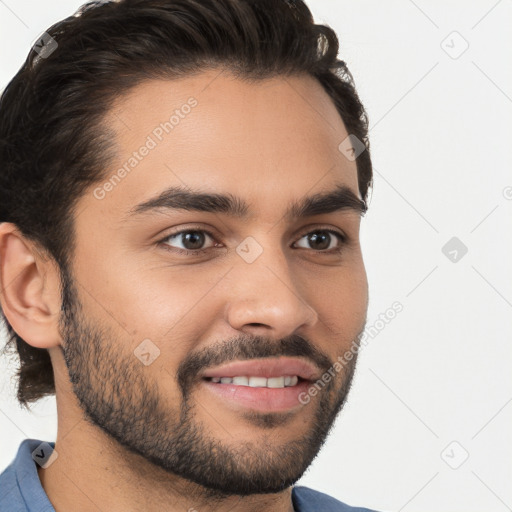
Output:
[0, 222, 62, 349]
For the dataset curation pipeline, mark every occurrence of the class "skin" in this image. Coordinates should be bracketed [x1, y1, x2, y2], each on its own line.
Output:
[0, 68, 368, 512]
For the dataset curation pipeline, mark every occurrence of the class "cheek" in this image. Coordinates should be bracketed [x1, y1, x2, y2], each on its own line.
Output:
[307, 262, 368, 343]
[73, 246, 223, 366]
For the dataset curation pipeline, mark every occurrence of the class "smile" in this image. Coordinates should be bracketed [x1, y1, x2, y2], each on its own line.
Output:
[204, 375, 300, 388]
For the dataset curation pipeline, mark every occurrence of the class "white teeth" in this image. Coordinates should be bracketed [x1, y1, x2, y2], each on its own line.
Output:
[267, 376, 285, 388]
[248, 376, 267, 387]
[208, 376, 299, 387]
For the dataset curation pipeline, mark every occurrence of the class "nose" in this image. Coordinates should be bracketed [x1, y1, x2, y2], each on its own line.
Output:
[223, 242, 319, 339]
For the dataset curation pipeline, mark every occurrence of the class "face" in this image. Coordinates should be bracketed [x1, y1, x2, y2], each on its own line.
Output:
[58, 69, 369, 497]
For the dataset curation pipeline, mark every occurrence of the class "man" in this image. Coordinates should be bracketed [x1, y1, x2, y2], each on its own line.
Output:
[0, 0, 377, 510]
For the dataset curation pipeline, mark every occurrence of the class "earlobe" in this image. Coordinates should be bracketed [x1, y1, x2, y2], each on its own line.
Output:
[0, 222, 62, 349]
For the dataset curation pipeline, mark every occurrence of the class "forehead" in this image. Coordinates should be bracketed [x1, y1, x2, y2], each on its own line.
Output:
[84, 69, 360, 221]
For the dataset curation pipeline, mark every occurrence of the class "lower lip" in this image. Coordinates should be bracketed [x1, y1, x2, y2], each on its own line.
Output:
[201, 379, 311, 413]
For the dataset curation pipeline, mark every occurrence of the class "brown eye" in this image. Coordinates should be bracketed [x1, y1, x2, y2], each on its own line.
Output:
[160, 229, 217, 253]
[294, 230, 345, 252]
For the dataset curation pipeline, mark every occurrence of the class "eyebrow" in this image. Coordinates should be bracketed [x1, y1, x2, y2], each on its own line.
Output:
[124, 183, 367, 222]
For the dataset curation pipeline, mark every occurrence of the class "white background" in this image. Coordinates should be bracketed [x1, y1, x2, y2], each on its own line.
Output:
[1, 1, 511, 511]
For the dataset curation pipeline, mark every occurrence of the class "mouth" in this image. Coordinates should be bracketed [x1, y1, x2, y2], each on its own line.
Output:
[203, 375, 303, 387]
[200, 356, 321, 381]
[199, 357, 319, 413]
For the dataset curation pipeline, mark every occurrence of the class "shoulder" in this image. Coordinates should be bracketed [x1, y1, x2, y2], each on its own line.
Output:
[0, 438, 55, 512]
[292, 485, 381, 512]
[0, 461, 21, 509]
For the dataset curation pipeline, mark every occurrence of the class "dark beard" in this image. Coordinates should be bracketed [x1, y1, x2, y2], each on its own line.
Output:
[58, 265, 362, 501]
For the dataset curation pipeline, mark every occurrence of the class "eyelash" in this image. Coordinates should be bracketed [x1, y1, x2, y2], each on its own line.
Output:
[157, 226, 347, 256]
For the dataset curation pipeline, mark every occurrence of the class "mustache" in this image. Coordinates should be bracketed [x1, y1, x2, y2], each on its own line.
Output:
[176, 333, 333, 396]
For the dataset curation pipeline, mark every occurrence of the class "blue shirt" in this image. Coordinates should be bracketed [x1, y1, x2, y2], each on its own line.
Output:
[0, 439, 378, 511]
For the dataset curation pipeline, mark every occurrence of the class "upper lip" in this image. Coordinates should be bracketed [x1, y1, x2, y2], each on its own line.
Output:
[201, 357, 322, 381]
